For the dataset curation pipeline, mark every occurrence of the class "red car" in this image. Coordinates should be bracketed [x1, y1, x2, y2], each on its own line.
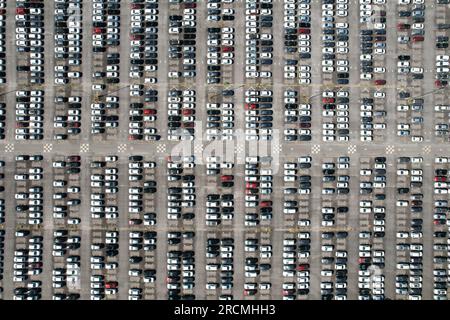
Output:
[128, 135, 139, 141]
[374, 79, 386, 85]
[16, 8, 26, 14]
[435, 176, 447, 182]
[93, 27, 104, 34]
[246, 182, 258, 188]
[297, 264, 310, 271]
[182, 109, 195, 115]
[222, 47, 234, 52]
[322, 97, 335, 103]
[105, 282, 118, 289]
[221, 175, 233, 182]
[131, 3, 143, 9]
[68, 122, 81, 128]
[298, 28, 310, 34]
[260, 201, 272, 207]
[412, 36, 424, 42]
[245, 103, 257, 110]
[359, 257, 371, 264]
[435, 80, 448, 87]
[184, 3, 197, 8]
[143, 109, 156, 115]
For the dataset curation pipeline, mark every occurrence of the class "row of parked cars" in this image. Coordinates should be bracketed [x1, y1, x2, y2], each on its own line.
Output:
[395, 156, 424, 300]
[128, 86, 160, 141]
[54, 0, 83, 85]
[53, 96, 82, 140]
[206, 0, 235, 84]
[167, 89, 196, 141]
[13, 156, 44, 299]
[90, 155, 119, 220]
[396, 90, 424, 142]
[434, 0, 450, 139]
[129, 0, 158, 84]
[435, 18, 450, 88]
[205, 237, 234, 299]
[167, 240, 195, 300]
[14, 155, 44, 225]
[396, 0, 426, 142]
[92, 0, 120, 52]
[88, 159, 116, 293]
[166, 155, 197, 300]
[15, 0, 45, 85]
[321, 0, 351, 142]
[358, 157, 387, 300]
[167, 155, 196, 222]
[283, 0, 312, 83]
[320, 157, 350, 300]
[321, 89, 350, 142]
[245, 0, 273, 80]
[0, 159, 4, 298]
[90, 0, 121, 138]
[284, 89, 311, 141]
[15, 90, 44, 141]
[432, 157, 450, 300]
[243, 236, 272, 298]
[13, 231, 43, 300]
[127, 155, 158, 299]
[282, 157, 313, 299]
[0, 229, 4, 299]
[53, 0, 83, 140]
[0, 160, 4, 223]
[245, 89, 273, 141]
[243, 156, 273, 298]
[128, 230, 157, 300]
[51, 229, 81, 300]
[205, 89, 235, 141]
[128, 0, 160, 142]
[52, 155, 81, 224]
[52, 162, 81, 297]
[0, 0, 6, 85]
[0, 101, 4, 140]
[204, 154, 235, 299]
[205, 157, 235, 227]
[90, 230, 119, 300]
[167, 0, 197, 80]
[359, 0, 388, 142]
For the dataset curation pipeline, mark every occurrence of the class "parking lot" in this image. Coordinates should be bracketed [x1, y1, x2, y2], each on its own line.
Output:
[0, 0, 449, 300]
